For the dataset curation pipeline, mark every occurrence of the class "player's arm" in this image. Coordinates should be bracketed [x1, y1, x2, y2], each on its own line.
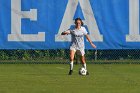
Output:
[61, 30, 71, 35]
[85, 35, 96, 48]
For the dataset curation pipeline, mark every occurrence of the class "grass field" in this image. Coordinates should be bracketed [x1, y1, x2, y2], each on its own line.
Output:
[0, 64, 140, 93]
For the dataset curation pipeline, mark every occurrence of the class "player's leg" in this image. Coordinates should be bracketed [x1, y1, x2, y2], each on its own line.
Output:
[81, 55, 86, 69]
[80, 55, 89, 75]
[79, 50, 89, 75]
[68, 49, 76, 75]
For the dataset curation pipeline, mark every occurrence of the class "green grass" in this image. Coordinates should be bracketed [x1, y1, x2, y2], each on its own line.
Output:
[0, 64, 140, 93]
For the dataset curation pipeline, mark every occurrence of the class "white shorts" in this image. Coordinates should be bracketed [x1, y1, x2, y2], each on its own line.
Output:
[70, 47, 85, 56]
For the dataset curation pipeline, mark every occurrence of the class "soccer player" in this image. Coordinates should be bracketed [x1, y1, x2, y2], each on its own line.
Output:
[61, 18, 96, 75]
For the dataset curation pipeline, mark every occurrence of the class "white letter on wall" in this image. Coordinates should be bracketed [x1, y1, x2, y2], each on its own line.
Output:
[8, 0, 45, 42]
[126, 0, 139, 42]
[55, 0, 103, 42]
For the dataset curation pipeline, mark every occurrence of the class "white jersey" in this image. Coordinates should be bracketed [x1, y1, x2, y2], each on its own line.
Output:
[66, 26, 88, 50]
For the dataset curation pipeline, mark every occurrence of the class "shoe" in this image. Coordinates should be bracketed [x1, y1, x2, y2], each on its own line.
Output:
[68, 70, 73, 75]
[79, 71, 82, 75]
[86, 71, 89, 75]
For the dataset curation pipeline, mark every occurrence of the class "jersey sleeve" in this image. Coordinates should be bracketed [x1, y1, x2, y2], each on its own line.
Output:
[83, 27, 88, 35]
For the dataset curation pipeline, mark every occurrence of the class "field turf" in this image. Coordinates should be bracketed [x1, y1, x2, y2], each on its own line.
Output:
[0, 64, 140, 93]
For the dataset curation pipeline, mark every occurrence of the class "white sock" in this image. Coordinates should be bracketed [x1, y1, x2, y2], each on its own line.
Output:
[70, 61, 73, 70]
[83, 63, 87, 70]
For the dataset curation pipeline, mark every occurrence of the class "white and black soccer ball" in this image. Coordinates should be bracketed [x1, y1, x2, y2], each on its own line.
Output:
[79, 67, 87, 75]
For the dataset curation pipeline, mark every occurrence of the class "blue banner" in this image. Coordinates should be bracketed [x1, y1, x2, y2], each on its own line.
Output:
[0, 0, 140, 49]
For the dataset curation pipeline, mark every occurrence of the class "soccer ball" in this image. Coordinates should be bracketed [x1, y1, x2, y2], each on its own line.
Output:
[79, 67, 87, 75]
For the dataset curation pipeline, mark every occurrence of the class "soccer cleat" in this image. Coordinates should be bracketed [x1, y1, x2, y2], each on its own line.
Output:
[86, 71, 89, 75]
[68, 70, 73, 75]
[79, 71, 82, 75]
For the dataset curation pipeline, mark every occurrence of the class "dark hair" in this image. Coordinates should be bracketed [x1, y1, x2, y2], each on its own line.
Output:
[74, 17, 84, 26]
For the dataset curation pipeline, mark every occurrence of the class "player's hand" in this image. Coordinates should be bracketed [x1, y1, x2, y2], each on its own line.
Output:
[61, 31, 70, 35]
[61, 32, 66, 35]
[90, 43, 96, 48]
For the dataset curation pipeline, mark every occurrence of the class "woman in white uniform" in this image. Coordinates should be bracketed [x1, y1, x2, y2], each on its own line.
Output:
[61, 18, 96, 75]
